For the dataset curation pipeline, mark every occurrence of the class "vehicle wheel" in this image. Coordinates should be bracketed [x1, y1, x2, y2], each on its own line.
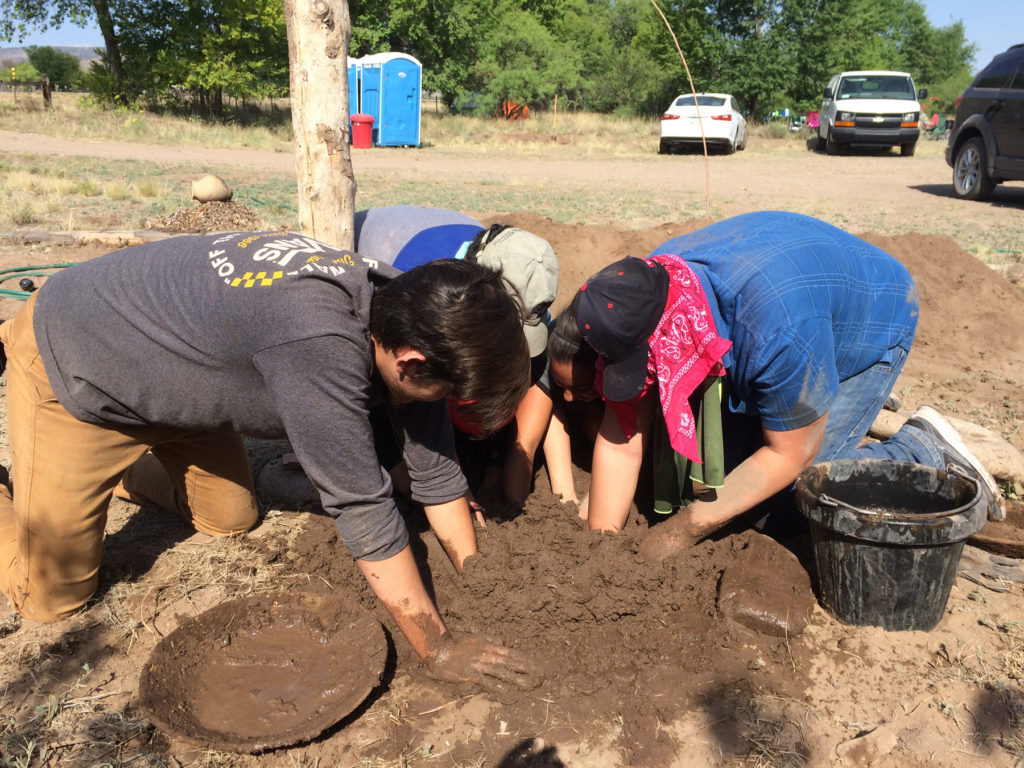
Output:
[825, 130, 840, 156]
[815, 133, 826, 152]
[659, 139, 670, 155]
[900, 142, 916, 157]
[953, 137, 996, 201]
[737, 131, 747, 151]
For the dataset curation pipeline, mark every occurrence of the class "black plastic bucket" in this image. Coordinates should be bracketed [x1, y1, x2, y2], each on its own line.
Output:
[795, 459, 988, 631]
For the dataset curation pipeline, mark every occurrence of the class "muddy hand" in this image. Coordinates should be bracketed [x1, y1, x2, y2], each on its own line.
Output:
[428, 634, 540, 692]
[638, 512, 698, 564]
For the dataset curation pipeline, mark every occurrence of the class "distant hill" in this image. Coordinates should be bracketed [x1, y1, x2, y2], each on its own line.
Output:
[0, 45, 100, 65]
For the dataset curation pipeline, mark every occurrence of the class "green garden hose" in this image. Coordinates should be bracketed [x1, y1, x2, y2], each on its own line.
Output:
[0, 263, 77, 299]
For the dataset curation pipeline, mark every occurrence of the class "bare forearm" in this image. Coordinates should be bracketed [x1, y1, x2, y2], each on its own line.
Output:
[588, 397, 651, 532]
[423, 498, 478, 572]
[542, 422, 577, 502]
[502, 385, 554, 507]
[502, 446, 534, 508]
[588, 433, 643, 531]
[639, 416, 828, 564]
[688, 417, 827, 535]
[358, 546, 449, 661]
[685, 448, 803, 534]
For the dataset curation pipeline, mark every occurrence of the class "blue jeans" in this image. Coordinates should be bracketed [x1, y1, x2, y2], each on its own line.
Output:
[728, 346, 948, 531]
[819, 346, 947, 469]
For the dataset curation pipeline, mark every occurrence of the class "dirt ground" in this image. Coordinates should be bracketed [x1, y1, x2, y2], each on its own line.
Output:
[1, 135, 1024, 768]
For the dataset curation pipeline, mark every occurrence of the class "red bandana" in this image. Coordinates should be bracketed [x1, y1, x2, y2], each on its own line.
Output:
[597, 254, 731, 462]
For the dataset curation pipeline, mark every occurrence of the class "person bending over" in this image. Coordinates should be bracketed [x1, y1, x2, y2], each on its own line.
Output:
[549, 211, 1004, 560]
[0, 230, 537, 691]
[355, 205, 562, 509]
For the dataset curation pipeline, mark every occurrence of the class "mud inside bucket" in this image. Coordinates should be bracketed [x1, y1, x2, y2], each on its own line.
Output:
[795, 459, 988, 631]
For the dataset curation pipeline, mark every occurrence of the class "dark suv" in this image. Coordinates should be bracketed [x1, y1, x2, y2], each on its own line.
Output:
[946, 44, 1024, 200]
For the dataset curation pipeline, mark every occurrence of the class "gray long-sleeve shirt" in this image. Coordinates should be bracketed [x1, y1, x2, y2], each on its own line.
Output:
[33, 231, 467, 560]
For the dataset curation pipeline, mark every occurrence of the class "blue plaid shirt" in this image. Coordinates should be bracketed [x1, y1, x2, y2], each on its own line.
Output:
[649, 211, 919, 431]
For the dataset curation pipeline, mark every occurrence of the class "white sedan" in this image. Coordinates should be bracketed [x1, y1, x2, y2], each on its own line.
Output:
[659, 93, 748, 154]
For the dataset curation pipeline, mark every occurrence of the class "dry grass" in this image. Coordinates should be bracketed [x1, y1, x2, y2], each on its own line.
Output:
[0, 93, 293, 152]
[0, 154, 293, 233]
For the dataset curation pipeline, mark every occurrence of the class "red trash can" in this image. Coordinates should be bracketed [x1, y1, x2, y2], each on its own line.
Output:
[350, 113, 374, 148]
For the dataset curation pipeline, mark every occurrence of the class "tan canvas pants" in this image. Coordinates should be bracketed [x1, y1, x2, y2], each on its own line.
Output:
[0, 294, 259, 622]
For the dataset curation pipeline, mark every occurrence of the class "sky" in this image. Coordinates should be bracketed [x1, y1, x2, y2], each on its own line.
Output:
[4, 0, 1019, 76]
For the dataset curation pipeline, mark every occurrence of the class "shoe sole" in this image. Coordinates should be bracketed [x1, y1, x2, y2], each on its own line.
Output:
[913, 405, 1004, 519]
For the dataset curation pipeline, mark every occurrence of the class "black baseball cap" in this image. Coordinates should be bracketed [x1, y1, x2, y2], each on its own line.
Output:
[574, 257, 670, 401]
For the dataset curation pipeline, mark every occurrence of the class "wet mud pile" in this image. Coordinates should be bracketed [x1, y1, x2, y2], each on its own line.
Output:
[259, 469, 817, 764]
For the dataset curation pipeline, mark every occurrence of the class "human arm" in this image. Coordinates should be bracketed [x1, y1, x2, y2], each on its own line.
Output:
[357, 547, 538, 690]
[587, 393, 656, 532]
[640, 413, 828, 561]
[541, 399, 578, 504]
[502, 383, 554, 508]
[422, 496, 478, 571]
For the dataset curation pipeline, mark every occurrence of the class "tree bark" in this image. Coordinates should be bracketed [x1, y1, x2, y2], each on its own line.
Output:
[282, 0, 356, 249]
[92, 0, 126, 102]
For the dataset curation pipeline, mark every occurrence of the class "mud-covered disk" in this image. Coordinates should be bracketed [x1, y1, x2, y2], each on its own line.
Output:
[138, 592, 387, 752]
[970, 498, 1024, 558]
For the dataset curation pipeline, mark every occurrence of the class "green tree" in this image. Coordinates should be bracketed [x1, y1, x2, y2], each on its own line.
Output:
[627, 0, 725, 115]
[2, 60, 40, 82]
[25, 45, 82, 88]
[85, 0, 289, 112]
[350, 0, 489, 108]
[471, 3, 584, 113]
[1, 0, 127, 101]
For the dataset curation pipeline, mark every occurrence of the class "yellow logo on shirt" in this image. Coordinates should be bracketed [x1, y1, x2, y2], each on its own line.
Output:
[230, 270, 284, 287]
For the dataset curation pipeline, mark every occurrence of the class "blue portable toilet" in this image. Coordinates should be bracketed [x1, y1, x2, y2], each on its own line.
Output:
[358, 53, 421, 147]
[347, 57, 360, 118]
[359, 56, 382, 141]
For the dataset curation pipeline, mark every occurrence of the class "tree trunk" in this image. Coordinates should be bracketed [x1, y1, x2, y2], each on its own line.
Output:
[92, 0, 126, 102]
[282, 0, 356, 249]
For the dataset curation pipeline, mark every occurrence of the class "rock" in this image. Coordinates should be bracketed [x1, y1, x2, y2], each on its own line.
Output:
[835, 724, 898, 766]
[946, 414, 1024, 485]
[191, 173, 233, 203]
[868, 409, 1024, 485]
[867, 408, 913, 440]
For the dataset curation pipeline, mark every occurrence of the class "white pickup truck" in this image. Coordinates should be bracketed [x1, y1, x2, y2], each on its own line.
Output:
[817, 71, 926, 157]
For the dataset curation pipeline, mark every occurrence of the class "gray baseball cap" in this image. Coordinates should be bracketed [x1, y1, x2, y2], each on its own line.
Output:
[476, 228, 559, 357]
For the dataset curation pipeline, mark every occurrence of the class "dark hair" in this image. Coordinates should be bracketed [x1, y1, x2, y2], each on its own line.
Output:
[464, 223, 511, 262]
[547, 298, 597, 367]
[370, 259, 529, 436]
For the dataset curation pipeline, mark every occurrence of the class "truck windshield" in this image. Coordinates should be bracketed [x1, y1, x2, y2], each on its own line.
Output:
[837, 76, 915, 100]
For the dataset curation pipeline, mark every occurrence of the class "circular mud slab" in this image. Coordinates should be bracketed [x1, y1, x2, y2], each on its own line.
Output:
[969, 498, 1024, 558]
[138, 592, 387, 753]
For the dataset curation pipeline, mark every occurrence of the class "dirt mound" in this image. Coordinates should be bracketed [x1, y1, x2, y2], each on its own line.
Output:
[1, 217, 1023, 768]
[146, 201, 265, 233]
